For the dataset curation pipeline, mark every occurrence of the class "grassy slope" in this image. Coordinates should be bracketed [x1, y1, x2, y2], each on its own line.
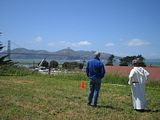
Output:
[0, 74, 160, 120]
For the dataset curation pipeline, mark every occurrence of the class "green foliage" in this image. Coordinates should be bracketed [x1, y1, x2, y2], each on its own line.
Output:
[38, 59, 49, 68]
[120, 56, 136, 66]
[0, 41, 14, 66]
[106, 54, 114, 66]
[0, 42, 4, 50]
[0, 65, 36, 76]
[119, 55, 146, 66]
[146, 80, 160, 88]
[62, 61, 84, 70]
[62, 62, 70, 69]
[136, 55, 146, 67]
[103, 73, 128, 85]
[50, 60, 59, 68]
[119, 60, 128, 66]
[78, 63, 84, 69]
[0, 54, 14, 65]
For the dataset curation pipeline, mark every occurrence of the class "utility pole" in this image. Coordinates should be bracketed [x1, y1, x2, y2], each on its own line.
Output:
[7, 40, 11, 60]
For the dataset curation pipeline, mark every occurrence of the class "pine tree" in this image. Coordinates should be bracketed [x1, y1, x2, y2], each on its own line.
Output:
[0, 33, 13, 66]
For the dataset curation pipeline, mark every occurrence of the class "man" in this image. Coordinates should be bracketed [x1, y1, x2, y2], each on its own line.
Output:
[128, 59, 149, 111]
[86, 51, 105, 107]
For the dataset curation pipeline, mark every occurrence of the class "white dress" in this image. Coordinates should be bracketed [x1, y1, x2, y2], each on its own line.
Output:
[128, 67, 149, 110]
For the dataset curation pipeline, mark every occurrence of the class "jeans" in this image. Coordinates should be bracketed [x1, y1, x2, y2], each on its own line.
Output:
[88, 79, 101, 106]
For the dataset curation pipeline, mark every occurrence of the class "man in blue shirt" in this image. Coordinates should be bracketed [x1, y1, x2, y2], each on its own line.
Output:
[86, 51, 105, 107]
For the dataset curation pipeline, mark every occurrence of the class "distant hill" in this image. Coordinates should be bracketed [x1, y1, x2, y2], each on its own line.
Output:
[1, 48, 120, 61]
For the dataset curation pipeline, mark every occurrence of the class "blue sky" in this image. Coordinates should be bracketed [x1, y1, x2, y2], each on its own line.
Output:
[0, 0, 160, 59]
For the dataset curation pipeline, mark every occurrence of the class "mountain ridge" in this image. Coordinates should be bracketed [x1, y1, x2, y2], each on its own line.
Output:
[2, 48, 119, 60]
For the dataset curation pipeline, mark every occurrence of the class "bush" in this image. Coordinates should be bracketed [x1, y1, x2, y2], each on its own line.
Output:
[0, 65, 35, 76]
[50, 60, 59, 68]
[62, 62, 84, 70]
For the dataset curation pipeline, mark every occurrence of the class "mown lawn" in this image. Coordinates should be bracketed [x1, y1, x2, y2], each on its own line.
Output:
[0, 73, 160, 120]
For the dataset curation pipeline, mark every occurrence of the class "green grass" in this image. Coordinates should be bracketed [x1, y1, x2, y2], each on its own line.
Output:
[103, 73, 128, 85]
[0, 65, 37, 76]
[0, 72, 160, 120]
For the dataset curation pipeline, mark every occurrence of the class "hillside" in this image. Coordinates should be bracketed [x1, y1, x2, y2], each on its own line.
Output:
[2, 48, 116, 61]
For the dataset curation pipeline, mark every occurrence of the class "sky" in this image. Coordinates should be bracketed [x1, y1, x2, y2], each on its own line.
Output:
[0, 0, 160, 59]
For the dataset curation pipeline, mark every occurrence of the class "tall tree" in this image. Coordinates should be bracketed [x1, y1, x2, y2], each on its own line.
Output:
[106, 54, 114, 66]
[0, 38, 13, 66]
[50, 60, 59, 68]
[119, 55, 146, 67]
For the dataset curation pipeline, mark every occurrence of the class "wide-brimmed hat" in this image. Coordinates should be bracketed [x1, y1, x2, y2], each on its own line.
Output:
[94, 51, 100, 57]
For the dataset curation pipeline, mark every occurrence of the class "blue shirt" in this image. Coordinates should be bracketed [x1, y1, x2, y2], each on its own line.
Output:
[86, 58, 105, 80]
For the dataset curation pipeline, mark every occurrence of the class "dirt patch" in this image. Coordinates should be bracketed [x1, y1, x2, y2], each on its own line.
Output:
[105, 66, 160, 81]
[13, 80, 33, 84]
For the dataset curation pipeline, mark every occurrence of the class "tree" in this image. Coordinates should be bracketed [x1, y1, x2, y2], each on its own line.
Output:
[136, 55, 146, 67]
[119, 56, 136, 66]
[0, 42, 4, 51]
[62, 61, 84, 70]
[62, 62, 70, 69]
[42, 60, 49, 68]
[38, 58, 49, 68]
[50, 60, 58, 68]
[119, 55, 146, 67]
[77, 63, 84, 69]
[119, 59, 128, 66]
[106, 54, 114, 66]
[0, 41, 13, 66]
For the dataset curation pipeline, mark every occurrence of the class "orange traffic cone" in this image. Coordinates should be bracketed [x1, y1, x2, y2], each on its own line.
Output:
[80, 80, 85, 90]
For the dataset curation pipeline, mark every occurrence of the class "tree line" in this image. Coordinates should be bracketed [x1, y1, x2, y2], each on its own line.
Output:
[106, 54, 146, 67]
[39, 54, 146, 70]
[38, 59, 84, 70]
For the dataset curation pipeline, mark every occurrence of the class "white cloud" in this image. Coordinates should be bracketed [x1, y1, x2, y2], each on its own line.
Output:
[77, 41, 92, 46]
[34, 36, 43, 42]
[127, 39, 150, 47]
[47, 40, 92, 48]
[105, 42, 115, 47]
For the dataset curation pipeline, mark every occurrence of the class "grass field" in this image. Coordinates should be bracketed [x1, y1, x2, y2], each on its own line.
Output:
[0, 71, 160, 120]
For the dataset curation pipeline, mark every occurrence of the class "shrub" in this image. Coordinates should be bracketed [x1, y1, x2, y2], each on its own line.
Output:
[62, 62, 84, 70]
[50, 60, 59, 68]
[0, 65, 35, 76]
